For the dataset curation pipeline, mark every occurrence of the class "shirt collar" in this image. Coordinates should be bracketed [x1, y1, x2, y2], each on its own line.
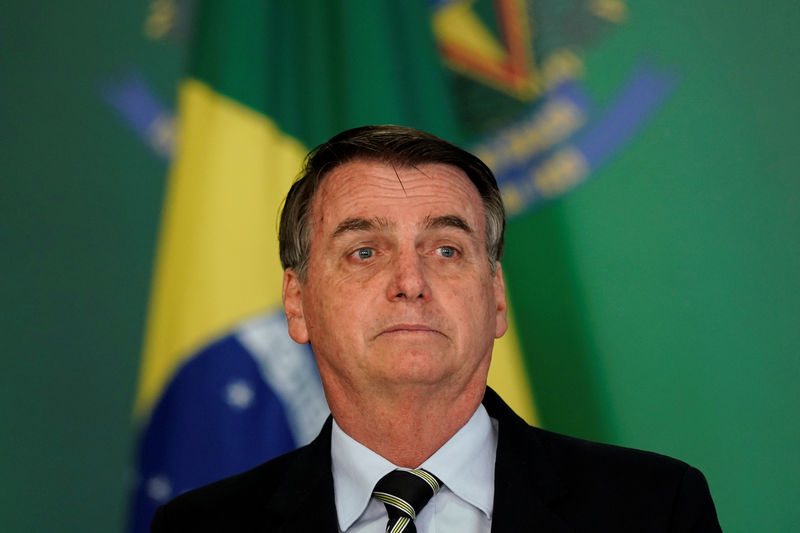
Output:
[331, 419, 397, 531]
[330, 403, 497, 531]
[420, 403, 497, 519]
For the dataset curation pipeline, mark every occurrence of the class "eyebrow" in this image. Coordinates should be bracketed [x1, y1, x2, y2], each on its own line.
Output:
[423, 214, 473, 234]
[332, 217, 392, 238]
[331, 214, 473, 238]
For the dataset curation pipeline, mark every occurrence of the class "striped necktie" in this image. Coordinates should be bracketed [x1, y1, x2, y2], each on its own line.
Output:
[372, 469, 442, 533]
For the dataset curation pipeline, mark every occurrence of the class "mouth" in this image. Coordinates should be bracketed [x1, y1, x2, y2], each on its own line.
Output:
[379, 324, 442, 337]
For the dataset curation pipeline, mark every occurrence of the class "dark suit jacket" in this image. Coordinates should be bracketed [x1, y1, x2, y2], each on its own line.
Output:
[151, 388, 722, 532]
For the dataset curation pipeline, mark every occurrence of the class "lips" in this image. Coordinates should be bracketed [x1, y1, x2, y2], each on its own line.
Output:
[379, 323, 443, 336]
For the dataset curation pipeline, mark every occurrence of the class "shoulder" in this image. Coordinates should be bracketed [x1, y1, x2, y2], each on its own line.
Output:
[486, 386, 696, 487]
[535, 424, 689, 474]
[531, 425, 697, 490]
[150, 446, 306, 531]
[485, 388, 721, 530]
[151, 420, 334, 532]
[530, 427, 720, 530]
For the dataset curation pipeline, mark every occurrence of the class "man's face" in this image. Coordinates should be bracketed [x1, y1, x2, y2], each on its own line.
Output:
[282, 160, 507, 400]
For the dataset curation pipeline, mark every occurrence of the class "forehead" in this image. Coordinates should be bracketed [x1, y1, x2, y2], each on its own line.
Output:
[310, 160, 485, 233]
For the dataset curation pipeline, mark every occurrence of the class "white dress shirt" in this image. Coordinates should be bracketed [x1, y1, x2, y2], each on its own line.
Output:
[331, 404, 498, 533]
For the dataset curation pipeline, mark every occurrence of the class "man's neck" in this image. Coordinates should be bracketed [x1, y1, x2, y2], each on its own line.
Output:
[325, 379, 487, 467]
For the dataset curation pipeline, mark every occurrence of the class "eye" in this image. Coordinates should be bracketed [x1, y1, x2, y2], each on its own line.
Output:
[352, 247, 374, 260]
[436, 246, 458, 258]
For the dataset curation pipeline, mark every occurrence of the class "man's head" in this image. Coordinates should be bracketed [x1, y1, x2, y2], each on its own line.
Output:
[279, 125, 508, 410]
[279, 125, 505, 280]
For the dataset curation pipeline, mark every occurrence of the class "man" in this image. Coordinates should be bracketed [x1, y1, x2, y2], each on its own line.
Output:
[151, 125, 722, 532]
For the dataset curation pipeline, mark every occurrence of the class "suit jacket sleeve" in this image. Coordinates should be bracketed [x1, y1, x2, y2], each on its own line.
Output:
[669, 466, 722, 532]
[150, 505, 168, 533]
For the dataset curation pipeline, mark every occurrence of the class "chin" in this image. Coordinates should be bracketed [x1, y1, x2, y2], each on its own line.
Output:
[374, 355, 454, 385]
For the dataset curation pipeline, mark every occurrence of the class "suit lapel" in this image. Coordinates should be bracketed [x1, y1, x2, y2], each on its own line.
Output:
[266, 417, 340, 532]
[484, 388, 573, 533]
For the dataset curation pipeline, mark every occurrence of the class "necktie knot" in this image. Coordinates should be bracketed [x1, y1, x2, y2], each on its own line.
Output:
[373, 469, 442, 532]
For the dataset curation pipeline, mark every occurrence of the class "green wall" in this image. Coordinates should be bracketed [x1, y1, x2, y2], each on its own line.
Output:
[504, 5, 800, 531]
[1, 2, 179, 531]
[1, 1, 797, 531]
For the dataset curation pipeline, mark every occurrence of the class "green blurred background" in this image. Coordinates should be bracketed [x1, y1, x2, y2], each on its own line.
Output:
[1, 1, 798, 531]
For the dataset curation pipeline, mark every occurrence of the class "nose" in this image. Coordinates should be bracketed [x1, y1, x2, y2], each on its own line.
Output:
[387, 249, 430, 302]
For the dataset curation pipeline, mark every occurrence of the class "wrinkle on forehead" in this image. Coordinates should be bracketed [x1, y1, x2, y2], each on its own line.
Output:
[321, 162, 475, 199]
[312, 161, 485, 236]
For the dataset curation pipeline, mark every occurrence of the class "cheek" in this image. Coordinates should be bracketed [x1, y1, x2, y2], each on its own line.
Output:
[461, 284, 499, 330]
[305, 284, 366, 339]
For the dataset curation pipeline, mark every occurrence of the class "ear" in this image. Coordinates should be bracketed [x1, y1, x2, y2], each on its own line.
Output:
[282, 268, 309, 344]
[493, 262, 508, 339]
